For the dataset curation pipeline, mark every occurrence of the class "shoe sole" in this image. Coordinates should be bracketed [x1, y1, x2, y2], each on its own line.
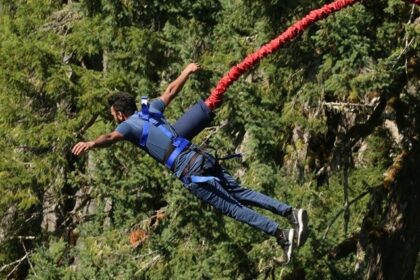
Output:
[297, 209, 308, 247]
[285, 229, 295, 264]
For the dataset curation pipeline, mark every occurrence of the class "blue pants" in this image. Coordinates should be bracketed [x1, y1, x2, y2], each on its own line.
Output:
[181, 153, 292, 236]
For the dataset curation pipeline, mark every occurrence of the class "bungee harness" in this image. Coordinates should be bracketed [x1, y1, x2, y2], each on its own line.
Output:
[137, 96, 219, 185]
[138, 96, 190, 169]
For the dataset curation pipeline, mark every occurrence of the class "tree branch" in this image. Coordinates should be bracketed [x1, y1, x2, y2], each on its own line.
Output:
[345, 66, 408, 147]
[0, 253, 29, 276]
[323, 185, 371, 239]
[75, 113, 99, 138]
[342, 148, 351, 237]
[198, 121, 229, 148]
[20, 240, 37, 277]
[347, 94, 387, 147]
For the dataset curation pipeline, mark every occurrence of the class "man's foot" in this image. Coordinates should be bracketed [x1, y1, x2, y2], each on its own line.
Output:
[287, 208, 308, 247]
[275, 228, 295, 264]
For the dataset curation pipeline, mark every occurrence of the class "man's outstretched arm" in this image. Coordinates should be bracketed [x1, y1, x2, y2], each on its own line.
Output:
[72, 131, 124, 156]
[159, 63, 200, 107]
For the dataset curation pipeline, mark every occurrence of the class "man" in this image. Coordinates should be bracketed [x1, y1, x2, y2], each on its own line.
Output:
[72, 63, 308, 264]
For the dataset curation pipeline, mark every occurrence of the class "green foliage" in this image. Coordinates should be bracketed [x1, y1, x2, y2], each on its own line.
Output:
[0, 0, 418, 279]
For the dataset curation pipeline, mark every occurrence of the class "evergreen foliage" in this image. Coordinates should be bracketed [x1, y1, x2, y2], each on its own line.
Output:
[0, 0, 418, 279]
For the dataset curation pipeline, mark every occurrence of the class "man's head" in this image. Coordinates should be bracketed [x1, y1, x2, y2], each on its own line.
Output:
[108, 92, 138, 124]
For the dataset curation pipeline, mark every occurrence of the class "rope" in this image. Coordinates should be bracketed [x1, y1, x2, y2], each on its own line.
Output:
[205, 0, 362, 110]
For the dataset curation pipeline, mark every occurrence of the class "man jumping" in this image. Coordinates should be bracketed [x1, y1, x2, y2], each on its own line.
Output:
[72, 63, 308, 264]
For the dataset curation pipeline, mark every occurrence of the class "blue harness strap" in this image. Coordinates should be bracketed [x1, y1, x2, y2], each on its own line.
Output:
[182, 175, 220, 185]
[139, 96, 150, 146]
[140, 122, 149, 146]
[165, 137, 190, 169]
[138, 96, 191, 169]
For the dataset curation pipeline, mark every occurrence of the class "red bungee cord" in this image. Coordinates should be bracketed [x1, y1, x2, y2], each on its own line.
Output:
[205, 0, 418, 110]
[205, 0, 361, 110]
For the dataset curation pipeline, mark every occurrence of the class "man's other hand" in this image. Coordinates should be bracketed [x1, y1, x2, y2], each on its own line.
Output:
[72, 141, 95, 156]
[185, 63, 200, 74]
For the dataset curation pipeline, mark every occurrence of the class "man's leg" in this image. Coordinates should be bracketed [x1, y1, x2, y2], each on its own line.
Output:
[185, 179, 279, 236]
[216, 167, 309, 248]
[185, 179, 295, 263]
[217, 168, 292, 216]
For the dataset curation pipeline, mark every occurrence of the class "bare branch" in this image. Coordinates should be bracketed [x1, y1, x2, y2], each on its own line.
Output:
[0, 253, 29, 277]
[20, 240, 37, 277]
[198, 121, 228, 148]
[323, 186, 371, 239]
[342, 149, 351, 237]
[134, 255, 161, 276]
[323, 102, 375, 108]
[3, 236, 36, 242]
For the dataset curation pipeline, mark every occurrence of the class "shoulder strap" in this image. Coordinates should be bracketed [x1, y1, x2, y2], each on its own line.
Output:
[138, 96, 174, 143]
[138, 96, 191, 169]
[139, 96, 151, 146]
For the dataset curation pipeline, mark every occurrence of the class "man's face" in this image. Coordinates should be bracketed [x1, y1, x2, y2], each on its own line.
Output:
[110, 106, 124, 124]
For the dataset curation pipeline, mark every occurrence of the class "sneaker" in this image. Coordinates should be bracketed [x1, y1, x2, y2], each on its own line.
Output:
[287, 208, 308, 247]
[276, 228, 295, 264]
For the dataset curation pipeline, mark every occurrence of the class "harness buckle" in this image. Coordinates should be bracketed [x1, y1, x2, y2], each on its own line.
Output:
[141, 96, 149, 106]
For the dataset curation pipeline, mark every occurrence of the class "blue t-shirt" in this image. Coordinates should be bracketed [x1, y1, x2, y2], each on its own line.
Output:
[115, 98, 196, 177]
[116, 98, 166, 144]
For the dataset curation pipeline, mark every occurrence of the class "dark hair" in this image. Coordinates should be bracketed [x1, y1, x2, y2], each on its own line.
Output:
[108, 91, 138, 116]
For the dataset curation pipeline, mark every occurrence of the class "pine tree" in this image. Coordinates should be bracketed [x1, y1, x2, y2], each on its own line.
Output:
[0, 0, 418, 279]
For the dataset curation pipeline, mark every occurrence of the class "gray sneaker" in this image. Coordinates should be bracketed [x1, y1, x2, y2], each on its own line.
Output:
[287, 208, 308, 247]
[276, 229, 295, 264]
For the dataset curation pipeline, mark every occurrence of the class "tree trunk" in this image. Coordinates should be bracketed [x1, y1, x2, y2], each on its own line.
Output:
[358, 141, 420, 279]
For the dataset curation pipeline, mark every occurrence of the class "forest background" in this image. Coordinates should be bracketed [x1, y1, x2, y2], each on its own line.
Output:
[0, 0, 419, 279]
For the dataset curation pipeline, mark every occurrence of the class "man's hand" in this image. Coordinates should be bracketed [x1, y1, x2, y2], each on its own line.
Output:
[72, 141, 95, 156]
[185, 63, 200, 74]
[160, 62, 201, 106]
[71, 131, 124, 156]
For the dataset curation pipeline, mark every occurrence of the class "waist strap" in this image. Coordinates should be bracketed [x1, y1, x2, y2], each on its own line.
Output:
[165, 137, 190, 169]
[182, 175, 220, 185]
